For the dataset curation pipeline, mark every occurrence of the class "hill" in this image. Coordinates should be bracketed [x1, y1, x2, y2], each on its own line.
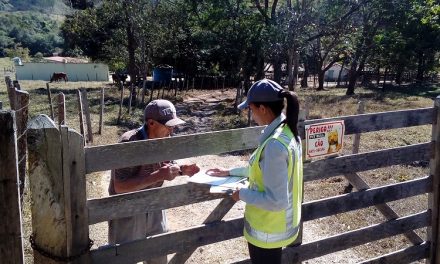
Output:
[0, 0, 71, 14]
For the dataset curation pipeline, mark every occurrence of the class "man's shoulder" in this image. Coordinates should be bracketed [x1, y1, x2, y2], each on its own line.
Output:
[119, 128, 142, 143]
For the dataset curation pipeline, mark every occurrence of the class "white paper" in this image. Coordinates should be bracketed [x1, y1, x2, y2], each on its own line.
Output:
[189, 171, 246, 186]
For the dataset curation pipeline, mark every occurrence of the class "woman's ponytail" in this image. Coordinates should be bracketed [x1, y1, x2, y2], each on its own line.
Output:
[279, 90, 300, 141]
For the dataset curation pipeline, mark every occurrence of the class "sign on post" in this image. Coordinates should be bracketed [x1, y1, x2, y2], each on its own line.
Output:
[305, 121, 345, 159]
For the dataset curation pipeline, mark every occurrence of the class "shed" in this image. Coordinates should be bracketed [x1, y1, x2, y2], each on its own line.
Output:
[325, 63, 349, 81]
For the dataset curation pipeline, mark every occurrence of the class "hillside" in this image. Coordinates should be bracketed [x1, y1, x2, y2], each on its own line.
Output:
[0, 0, 71, 14]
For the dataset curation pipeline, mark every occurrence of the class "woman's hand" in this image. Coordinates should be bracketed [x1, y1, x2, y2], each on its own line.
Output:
[180, 164, 200, 176]
[206, 168, 230, 177]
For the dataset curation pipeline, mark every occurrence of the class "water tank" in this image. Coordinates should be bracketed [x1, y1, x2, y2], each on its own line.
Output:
[153, 65, 173, 84]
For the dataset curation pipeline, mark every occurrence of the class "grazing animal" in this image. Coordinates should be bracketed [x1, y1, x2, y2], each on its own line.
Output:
[112, 73, 128, 85]
[50, 72, 68, 83]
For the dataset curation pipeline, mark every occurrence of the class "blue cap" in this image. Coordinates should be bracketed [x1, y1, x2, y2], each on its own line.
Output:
[238, 79, 283, 110]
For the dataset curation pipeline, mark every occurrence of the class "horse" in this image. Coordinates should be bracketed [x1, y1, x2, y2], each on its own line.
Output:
[111, 73, 128, 85]
[50, 72, 68, 83]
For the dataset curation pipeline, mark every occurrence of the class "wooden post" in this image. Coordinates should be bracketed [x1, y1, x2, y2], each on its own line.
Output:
[127, 84, 133, 114]
[141, 80, 147, 104]
[77, 89, 86, 142]
[46, 83, 55, 120]
[14, 89, 29, 199]
[117, 81, 124, 124]
[0, 101, 2, 109]
[428, 96, 440, 263]
[27, 115, 90, 264]
[58, 92, 66, 125]
[5, 76, 17, 109]
[80, 89, 93, 143]
[0, 111, 24, 264]
[99, 87, 104, 134]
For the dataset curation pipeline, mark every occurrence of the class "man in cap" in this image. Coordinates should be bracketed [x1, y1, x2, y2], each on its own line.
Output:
[108, 99, 199, 264]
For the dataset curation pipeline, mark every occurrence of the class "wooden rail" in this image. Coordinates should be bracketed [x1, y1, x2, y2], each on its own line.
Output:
[85, 107, 434, 173]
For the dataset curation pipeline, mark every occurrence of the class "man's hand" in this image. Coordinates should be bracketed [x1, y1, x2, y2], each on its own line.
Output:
[180, 164, 200, 176]
[206, 168, 230, 177]
[159, 164, 181, 181]
[231, 189, 240, 201]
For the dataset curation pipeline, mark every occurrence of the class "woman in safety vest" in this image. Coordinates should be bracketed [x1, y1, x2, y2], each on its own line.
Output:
[207, 79, 302, 264]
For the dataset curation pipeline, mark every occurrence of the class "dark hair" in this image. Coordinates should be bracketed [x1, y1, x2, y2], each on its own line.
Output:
[253, 90, 300, 141]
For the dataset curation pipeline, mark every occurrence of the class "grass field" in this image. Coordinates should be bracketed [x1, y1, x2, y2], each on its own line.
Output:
[1, 68, 439, 262]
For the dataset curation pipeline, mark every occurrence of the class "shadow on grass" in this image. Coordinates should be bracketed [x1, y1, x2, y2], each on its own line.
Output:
[365, 82, 440, 99]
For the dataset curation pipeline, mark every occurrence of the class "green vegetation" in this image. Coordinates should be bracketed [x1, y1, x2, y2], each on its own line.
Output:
[0, 11, 64, 56]
[60, 0, 440, 94]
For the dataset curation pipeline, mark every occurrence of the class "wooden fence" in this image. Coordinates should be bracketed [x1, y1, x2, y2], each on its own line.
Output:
[2, 96, 440, 263]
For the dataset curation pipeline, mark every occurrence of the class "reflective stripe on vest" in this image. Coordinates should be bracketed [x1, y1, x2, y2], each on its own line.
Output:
[244, 124, 302, 247]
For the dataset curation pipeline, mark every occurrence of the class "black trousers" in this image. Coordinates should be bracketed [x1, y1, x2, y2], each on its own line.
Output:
[248, 242, 282, 264]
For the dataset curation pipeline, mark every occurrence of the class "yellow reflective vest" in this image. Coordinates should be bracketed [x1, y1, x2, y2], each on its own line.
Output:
[243, 124, 303, 249]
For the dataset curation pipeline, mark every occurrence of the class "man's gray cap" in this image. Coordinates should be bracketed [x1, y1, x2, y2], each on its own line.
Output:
[144, 99, 185, 126]
[238, 79, 283, 110]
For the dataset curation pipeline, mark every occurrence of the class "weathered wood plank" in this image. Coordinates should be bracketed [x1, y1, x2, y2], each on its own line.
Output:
[298, 107, 434, 138]
[90, 211, 429, 264]
[60, 127, 90, 263]
[304, 143, 430, 182]
[57, 93, 66, 125]
[85, 107, 433, 173]
[282, 211, 430, 263]
[46, 83, 54, 120]
[168, 198, 236, 264]
[80, 89, 93, 143]
[0, 111, 24, 264]
[87, 183, 226, 224]
[359, 242, 429, 264]
[5, 76, 16, 109]
[77, 89, 85, 143]
[98, 87, 104, 134]
[14, 89, 29, 199]
[87, 174, 430, 225]
[85, 134, 430, 176]
[428, 96, 440, 264]
[85, 126, 263, 173]
[90, 217, 244, 264]
[303, 176, 431, 221]
[27, 115, 66, 264]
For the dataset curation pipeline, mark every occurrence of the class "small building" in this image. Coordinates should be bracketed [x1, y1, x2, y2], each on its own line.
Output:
[325, 63, 349, 81]
[15, 55, 109, 82]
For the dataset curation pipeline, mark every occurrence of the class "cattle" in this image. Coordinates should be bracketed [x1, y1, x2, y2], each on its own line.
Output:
[50, 72, 68, 83]
[111, 73, 128, 85]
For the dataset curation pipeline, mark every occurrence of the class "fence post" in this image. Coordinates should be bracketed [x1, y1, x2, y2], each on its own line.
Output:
[429, 96, 440, 263]
[46, 83, 55, 120]
[58, 92, 66, 125]
[14, 89, 29, 199]
[99, 87, 104, 134]
[77, 89, 86, 143]
[5, 76, 16, 109]
[117, 81, 124, 124]
[0, 111, 24, 264]
[27, 115, 90, 264]
[80, 89, 93, 143]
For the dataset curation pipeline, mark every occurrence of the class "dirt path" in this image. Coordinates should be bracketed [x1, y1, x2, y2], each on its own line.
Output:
[87, 90, 363, 263]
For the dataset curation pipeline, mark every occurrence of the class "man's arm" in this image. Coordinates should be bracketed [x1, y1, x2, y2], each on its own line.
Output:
[113, 164, 180, 194]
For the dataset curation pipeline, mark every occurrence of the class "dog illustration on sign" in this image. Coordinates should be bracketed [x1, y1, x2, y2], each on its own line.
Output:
[327, 129, 342, 154]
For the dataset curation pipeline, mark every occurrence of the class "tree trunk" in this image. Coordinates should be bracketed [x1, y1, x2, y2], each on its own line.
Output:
[125, 1, 137, 86]
[416, 53, 425, 82]
[336, 60, 346, 87]
[301, 63, 309, 88]
[382, 67, 389, 89]
[287, 48, 294, 90]
[346, 59, 358, 95]
[273, 58, 282, 84]
[317, 71, 325, 91]
[376, 65, 381, 86]
[395, 66, 403, 85]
